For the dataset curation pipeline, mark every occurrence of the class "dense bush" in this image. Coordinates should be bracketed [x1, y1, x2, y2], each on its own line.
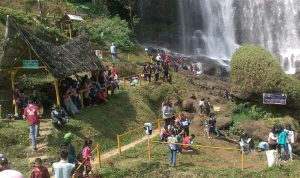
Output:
[231, 102, 276, 122]
[82, 16, 139, 52]
[230, 45, 300, 106]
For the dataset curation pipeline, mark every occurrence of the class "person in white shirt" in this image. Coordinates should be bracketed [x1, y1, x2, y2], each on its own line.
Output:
[198, 99, 205, 114]
[52, 151, 75, 178]
[285, 124, 295, 161]
[0, 154, 24, 178]
[110, 43, 117, 61]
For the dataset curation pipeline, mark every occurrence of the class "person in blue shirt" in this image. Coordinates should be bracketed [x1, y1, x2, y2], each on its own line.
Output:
[277, 125, 288, 161]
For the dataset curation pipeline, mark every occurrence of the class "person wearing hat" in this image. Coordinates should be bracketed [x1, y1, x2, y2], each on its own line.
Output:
[62, 132, 77, 164]
[0, 154, 25, 178]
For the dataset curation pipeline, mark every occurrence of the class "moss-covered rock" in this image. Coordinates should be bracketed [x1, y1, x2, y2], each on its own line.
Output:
[230, 45, 300, 106]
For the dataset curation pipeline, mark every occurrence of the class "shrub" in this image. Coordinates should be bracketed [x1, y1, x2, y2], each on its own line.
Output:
[82, 16, 140, 52]
[230, 45, 300, 106]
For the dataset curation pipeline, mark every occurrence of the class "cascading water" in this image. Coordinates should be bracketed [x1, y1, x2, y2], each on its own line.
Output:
[178, 0, 238, 62]
[138, 0, 300, 74]
[234, 0, 300, 74]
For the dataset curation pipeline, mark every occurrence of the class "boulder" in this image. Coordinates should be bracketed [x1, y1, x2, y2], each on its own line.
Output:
[182, 99, 193, 112]
[216, 117, 233, 130]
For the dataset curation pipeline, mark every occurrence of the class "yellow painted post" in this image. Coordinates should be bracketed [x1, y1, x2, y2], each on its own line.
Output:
[241, 149, 244, 171]
[128, 54, 130, 61]
[139, 74, 142, 86]
[117, 134, 122, 157]
[80, 91, 84, 109]
[147, 138, 151, 161]
[53, 80, 61, 106]
[97, 144, 102, 168]
[157, 119, 161, 131]
[122, 77, 125, 88]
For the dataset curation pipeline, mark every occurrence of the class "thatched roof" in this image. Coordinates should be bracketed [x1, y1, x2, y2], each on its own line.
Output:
[0, 16, 102, 79]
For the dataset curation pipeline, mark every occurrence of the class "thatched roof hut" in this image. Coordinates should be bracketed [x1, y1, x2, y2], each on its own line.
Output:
[0, 16, 102, 79]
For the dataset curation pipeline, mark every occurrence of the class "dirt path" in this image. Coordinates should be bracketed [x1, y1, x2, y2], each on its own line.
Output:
[92, 129, 160, 165]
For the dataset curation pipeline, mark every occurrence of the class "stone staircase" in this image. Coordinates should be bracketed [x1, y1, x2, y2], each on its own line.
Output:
[26, 119, 53, 175]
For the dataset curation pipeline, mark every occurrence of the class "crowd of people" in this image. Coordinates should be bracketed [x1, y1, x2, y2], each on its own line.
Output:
[0, 132, 97, 178]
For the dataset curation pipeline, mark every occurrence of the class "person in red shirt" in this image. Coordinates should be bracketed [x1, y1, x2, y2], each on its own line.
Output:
[23, 100, 40, 151]
[30, 158, 50, 178]
[109, 63, 118, 78]
[182, 134, 195, 151]
[164, 54, 170, 64]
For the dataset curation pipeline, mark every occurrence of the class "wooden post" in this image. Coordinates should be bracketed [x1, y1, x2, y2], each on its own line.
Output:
[127, 54, 130, 61]
[11, 69, 17, 115]
[117, 134, 121, 157]
[147, 138, 151, 161]
[241, 148, 244, 171]
[80, 91, 84, 109]
[28, 48, 32, 59]
[96, 72, 99, 83]
[105, 86, 108, 97]
[157, 119, 161, 131]
[53, 80, 61, 106]
[122, 77, 125, 88]
[97, 144, 102, 168]
[139, 74, 142, 86]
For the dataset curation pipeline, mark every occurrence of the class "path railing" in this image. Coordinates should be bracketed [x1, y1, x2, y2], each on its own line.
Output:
[72, 144, 102, 178]
[147, 140, 245, 171]
[116, 118, 163, 157]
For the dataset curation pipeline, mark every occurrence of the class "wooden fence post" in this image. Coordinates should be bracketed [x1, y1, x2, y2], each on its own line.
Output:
[147, 138, 151, 161]
[117, 134, 122, 157]
[80, 91, 84, 109]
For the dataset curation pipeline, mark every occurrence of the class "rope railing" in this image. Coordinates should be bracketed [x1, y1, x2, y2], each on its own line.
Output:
[147, 140, 245, 171]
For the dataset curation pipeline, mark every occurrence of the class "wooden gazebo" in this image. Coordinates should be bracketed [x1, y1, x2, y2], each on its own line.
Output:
[0, 16, 101, 114]
[59, 14, 84, 39]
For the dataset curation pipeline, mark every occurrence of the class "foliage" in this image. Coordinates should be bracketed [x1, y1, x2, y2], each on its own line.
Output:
[68, 1, 108, 16]
[231, 45, 300, 106]
[16, 72, 55, 89]
[82, 16, 139, 51]
[0, 7, 67, 44]
[231, 102, 276, 122]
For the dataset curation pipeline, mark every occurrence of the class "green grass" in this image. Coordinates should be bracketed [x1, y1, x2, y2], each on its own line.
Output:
[0, 121, 31, 177]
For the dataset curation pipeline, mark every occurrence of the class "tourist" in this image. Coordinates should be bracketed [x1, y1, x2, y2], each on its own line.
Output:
[144, 63, 152, 82]
[30, 158, 50, 178]
[286, 124, 295, 161]
[74, 153, 84, 178]
[51, 105, 68, 128]
[62, 132, 77, 164]
[180, 114, 191, 137]
[167, 130, 178, 167]
[13, 84, 25, 118]
[182, 134, 195, 151]
[109, 63, 118, 78]
[198, 98, 205, 114]
[203, 98, 212, 115]
[268, 125, 278, 150]
[160, 125, 172, 142]
[277, 125, 288, 161]
[162, 101, 174, 127]
[23, 99, 40, 151]
[164, 54, 170, 64]
[63, 86, 79, 116]
[203, 121, 211, 139]
[82, 139, 93, 176]
[110, 43, 117, 61]
[238, 133, 247, 154]
[52, 151, 75, 178]
[152, 63, 160, 81]
[163, 63, 169, 82]
[156, 53, 162, 64]
[208, 114, 220, 137]
[246, 134, 255, 156]
[0, 154, 24, 178]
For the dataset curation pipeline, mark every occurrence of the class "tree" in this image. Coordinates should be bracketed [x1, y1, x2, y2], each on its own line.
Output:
[117, 0, 136, 30]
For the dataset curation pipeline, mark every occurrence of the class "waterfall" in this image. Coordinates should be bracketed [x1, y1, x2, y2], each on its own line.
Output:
[234, 0, 300, 74]
[178, 0, 238, 62]
[138, 0, 300, 74]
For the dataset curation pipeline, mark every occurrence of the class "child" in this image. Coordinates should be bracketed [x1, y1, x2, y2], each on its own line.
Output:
[203, 121, 211, 139]
[30, 158, 50, 178]
[74, 153, 84, 178]
[82, 139, 93, 177]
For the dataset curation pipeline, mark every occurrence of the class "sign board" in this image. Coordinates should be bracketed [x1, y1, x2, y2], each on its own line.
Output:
[23, 60, 39, 69]
[263, 93, 287, 105]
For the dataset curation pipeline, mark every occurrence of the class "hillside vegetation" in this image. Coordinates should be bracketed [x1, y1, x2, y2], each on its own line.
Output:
[231, 45, 300, 106]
